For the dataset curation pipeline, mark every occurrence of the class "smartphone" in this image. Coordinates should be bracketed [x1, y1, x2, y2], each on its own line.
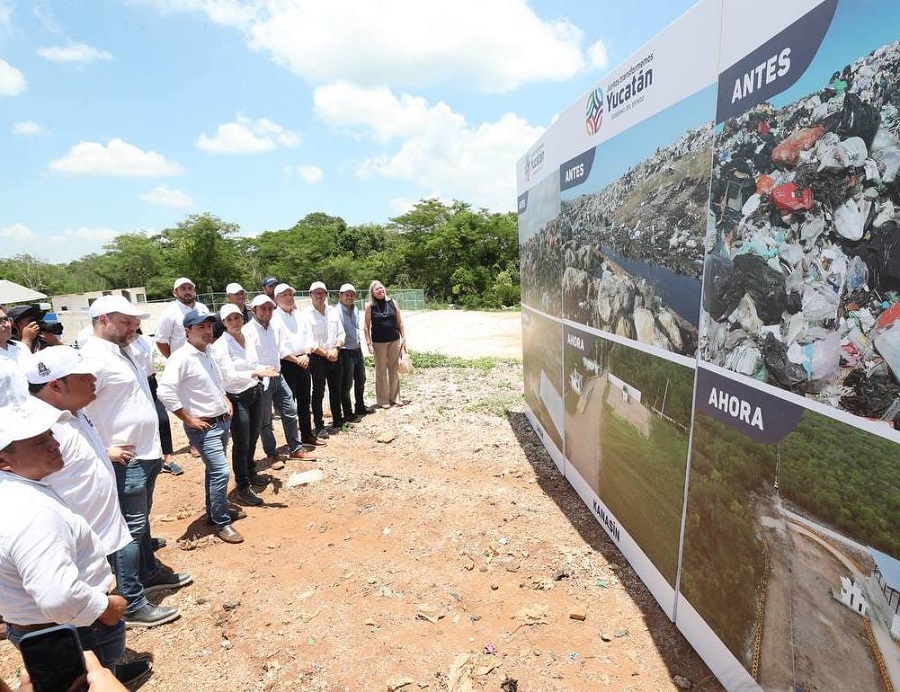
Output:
[19, 624, 88, 692]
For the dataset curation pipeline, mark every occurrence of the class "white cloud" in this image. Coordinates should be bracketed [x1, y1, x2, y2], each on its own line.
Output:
[0, 223, 36, 241]
[50, 227, 120, 243]
[0, 59, 26, 96]
[12, 121, 48, 136]
[196, 116, 299, 153]
[295, 164, 323, 184]
[315, 82, 543, 212]
[33, 2, 63, 33]
[587, 40, 609, 71]
[36, 42, 114, 64]
[50, 139, 184, 177]
[140, 185, 193, 208]
[137, 0, 588, 92]
[0, 0, 11, 30]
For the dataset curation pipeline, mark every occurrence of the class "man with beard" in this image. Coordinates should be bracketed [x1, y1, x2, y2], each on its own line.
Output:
[154, 277, 209, 358]
[80, 296, 190, 628]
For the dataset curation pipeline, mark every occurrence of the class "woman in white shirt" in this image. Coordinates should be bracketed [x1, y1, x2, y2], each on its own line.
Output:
[211, 305, 278, 506]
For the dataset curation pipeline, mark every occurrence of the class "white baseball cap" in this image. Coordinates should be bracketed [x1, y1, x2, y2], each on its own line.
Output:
[89, 295, 151, 319]
[173, 277, 195, 290]
[339, 283, 356, 294]
[309, 281, 327, 293]
[23, 346, 102, 385]
[0, 397, 65, 450]
[225, 282, 245, 294]
[274, 283, 294, 297]
[250, 295, 276, 309]
[219, 304, 242, 320]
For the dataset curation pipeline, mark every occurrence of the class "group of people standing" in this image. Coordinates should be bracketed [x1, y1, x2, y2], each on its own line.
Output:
[0, 274, 408, 688]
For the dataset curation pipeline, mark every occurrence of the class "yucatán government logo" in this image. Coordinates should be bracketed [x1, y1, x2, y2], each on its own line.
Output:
[524, 142, 545, 182]
[585, 86, 604, 135]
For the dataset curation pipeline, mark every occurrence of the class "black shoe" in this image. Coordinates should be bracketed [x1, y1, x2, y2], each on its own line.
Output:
[150, 537, 167, 551]
[236, 487, 264, 506]
[162, 461, 184, 476]
[355, 406, 376, 416]
[116, 658, 153, 686]
[332, 418, 345, 429]
[143, 568, 193, 594]
[125, 604, 180, 628]
[250, 473, 272, 487]
[314, 427, 330, 439]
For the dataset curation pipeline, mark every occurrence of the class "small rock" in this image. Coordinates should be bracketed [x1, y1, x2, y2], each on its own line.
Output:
[222, 600, 240, 611]
[463, 559, 475, 571]
[599, 632, 612, 642]
[386, 677, 414, 691]
[673, 674, 693, 689]
[479, 565, 488, 573]
[490, 583, 499, 591]
[377, 432, 396, 444]
[158, 515, 176, 523]
[505, 561, 520, 573]
[614, 628, 629, 638]
[569, 608, 586, 621]
[469, 615, 482, 622]
[552, 569, 569, 581]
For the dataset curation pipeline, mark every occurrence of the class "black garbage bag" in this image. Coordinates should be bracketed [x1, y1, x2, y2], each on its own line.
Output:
[785, 290, 803, 314]
[840, 368, 900, 420]
[762, 332, 808, 389]
[734, 253, 787, 324]
[703, 251, 745, 321]
[836, 93, 881, 148]
[849, 220, 900, 292]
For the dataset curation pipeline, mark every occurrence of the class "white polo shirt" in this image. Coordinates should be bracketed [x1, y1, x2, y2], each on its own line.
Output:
[0, 473, 113, 627]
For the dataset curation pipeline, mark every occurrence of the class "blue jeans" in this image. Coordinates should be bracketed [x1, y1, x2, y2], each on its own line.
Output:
[112, 457, 162, 614]
[8, 620, 126, 672]
[259, 374, 301, 454]
[185, 421, 232, 528]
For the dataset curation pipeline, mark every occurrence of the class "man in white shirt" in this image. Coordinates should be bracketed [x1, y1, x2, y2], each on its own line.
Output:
[243, 295, 313, 469]
[0, 307, 28, 406]
[272, 283, 324, 451]
[80, 296, 189, 628]
[158, 310, 245, 544]
[306, 281, 346, 438]
[153, 277, 209, 358]
[337, 283, 373, 420]
[0, 398, 149, 683]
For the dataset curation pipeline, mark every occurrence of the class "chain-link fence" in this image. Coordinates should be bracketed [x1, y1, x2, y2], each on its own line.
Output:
[192, 288, 426, 313]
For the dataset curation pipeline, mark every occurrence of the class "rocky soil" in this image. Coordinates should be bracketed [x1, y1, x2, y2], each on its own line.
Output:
[0, 345, 720, 691]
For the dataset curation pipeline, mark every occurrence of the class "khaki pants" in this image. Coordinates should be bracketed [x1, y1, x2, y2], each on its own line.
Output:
[373, 338, 401, 406]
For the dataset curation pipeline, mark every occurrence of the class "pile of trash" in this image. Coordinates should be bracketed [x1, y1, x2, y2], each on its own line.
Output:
[520, 217, 563, 315]
[702, 40, 900, 424]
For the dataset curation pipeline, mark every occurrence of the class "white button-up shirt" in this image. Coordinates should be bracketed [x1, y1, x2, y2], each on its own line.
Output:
[158, 342, 228, 418]
[43, 404, 132, 556]
[272, 307, 310, 358]
[0, 341, 28, 406]
[0, 473, 113, 627]
[211, 333, 258, 395]
[242, 319, 281, 371]
[80, 336, 162, 461]
[306, 305, 346, 351]
[154, 300, 209, 354]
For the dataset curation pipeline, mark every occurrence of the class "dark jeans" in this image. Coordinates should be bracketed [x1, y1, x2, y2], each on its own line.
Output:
[259, 373, 301, 455]
[309, 353, 343, 429]
[339, 348, 366, 418]
[112, 457, 162, 614]
[8, 620, 126, 672]
[228, 384, 262, 489]
[185, 421, 231, 528]
[148, 374, 173, 456]
[281, 359, 313, 439]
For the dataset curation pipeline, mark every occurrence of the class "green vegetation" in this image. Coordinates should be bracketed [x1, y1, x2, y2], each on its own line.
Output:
[0, 199, 521, 309]
[409, 351, 513, 372]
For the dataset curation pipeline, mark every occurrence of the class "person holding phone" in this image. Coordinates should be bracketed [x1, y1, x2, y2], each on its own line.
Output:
[0, 399, 148, 685]
[1, 649, 126, 692]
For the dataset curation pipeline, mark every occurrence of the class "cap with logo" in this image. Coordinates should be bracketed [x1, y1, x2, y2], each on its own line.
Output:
[89, 295, 151, 319]
[225, 282, 245, 295]
[173, 277, 195, 290]
[182, 309, 215, 328]
[262, 277, 278, 287]
[23, 346, 101, 385]
[0, 398, 65, 450]
[250, 295, 275, 309]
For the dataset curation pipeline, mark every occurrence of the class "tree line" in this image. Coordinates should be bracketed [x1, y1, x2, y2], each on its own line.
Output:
[0, 199, 521, 309]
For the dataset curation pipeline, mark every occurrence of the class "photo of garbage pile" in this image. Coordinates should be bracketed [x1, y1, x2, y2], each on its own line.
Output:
[559, 126, 713, 357]
[702, 39, 900, 425]
[519, 171, 562, 316]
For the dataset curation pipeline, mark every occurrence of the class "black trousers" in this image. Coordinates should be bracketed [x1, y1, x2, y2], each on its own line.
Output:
[148, 374, 173, 456]
[281, 359, 313, 438]
[227, 384, 262, 489]
[339, 348, 366, 418]
[309, 353, 343, 429]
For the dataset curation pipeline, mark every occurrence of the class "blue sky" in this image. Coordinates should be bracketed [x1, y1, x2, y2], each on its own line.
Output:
[0, 0, 695, 262]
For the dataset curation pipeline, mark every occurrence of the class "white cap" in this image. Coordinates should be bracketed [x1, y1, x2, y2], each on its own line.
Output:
[173, 277, 195, 290]
[309, 281, 327, 293]
[219, 304, 242, 320]
[23, 346, 102, 385]
[0, 397, 65, 450]
[274, 283, 294, 297]
[89, 295, 151, 319]
[250, 295, 276, 309]
[339, 283, 356, 294]
[225, 282, 245, 294]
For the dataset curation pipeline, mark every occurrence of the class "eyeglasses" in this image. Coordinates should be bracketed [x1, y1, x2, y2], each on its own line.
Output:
[0, 317, 10, 325]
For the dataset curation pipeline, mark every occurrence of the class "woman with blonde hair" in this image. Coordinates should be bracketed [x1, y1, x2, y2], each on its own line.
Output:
[364, 280, 407, 408]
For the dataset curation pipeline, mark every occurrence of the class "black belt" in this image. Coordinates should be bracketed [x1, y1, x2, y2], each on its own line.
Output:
[201, 414, 229, 424]
[310, 352, 328, 360]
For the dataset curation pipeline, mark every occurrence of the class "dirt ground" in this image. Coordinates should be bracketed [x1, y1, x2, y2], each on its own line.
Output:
[0, 311, 720, 691]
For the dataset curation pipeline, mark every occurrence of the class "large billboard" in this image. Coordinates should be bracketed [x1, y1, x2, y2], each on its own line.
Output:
[518, 1, 900, 689]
